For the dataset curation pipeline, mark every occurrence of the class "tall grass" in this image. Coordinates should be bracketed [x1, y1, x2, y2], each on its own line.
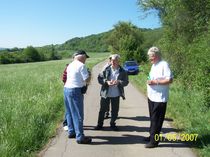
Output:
[0, 52, 109, 157]
[130, 63, 210, 157]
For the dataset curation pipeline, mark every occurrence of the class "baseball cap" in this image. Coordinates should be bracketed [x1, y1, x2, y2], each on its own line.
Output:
[74, 50, 90, 58]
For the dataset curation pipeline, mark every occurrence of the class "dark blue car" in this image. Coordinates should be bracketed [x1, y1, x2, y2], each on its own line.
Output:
[123, 61, 139, 75]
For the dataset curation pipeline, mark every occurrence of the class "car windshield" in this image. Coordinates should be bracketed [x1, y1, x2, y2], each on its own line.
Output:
[125, 61, 138, 66]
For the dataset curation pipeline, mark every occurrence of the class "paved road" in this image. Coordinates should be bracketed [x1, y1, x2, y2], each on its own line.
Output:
[39, 61, 197, 157]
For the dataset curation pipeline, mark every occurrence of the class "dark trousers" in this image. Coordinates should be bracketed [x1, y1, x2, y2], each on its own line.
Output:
[97, 97, 120, 127]
[148, 98, 167, 143]
[106, 102, 110, 113]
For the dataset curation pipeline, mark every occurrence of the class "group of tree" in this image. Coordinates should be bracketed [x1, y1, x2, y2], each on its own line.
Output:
[0, 45, 61, 64]
[105, 21, 163, 63]
[137, 0, 210, 106]
[137, 0, 210, 155]
[57, 25, 162, 63]
[58, 32, 111, 52]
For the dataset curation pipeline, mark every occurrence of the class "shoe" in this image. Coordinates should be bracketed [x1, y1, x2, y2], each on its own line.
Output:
[68, 134, 76, 138]
[143, 136, 150, 142]
[104, 112, 109, 119]
[94, 125, 103, 130]
[144, 142, 158, 148]
[63, 120, 67, 127]
[77, 137, 92, 144]
[63, 126, 68, 131]
[110, 125, 119, 131]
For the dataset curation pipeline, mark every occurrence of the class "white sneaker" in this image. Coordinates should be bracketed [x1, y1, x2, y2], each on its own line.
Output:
[63, 126, 68, 131]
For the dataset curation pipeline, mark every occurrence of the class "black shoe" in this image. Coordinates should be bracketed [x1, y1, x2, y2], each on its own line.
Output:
[104, 112, 109, 119]
[143, 136, 150, 142]
[63, 119, 67, 127]
[144, 142, 158, 148]
[77, 137, 92, 144]
[94, 125, 103, 130]
[68, 134, 76, 138]
[110, 125, 119, 131]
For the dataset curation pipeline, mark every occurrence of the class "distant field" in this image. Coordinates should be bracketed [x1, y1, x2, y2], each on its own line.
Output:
[0, 52, 109, 157]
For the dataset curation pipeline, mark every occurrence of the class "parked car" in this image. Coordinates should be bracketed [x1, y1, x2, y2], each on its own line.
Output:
[123, 61, 139, 75]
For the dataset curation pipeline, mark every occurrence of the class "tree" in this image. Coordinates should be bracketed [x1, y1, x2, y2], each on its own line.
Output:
[23, 46, 41, 62]
[107, 21, 145, 63]
[137, 0, 210, 73]
[49, 45, 61, 60]
[137, 0, 210, 42]
[0, 53, 11, 64]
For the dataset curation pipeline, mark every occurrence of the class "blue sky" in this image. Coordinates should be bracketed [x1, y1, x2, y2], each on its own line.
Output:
[0, 0, 161, 48]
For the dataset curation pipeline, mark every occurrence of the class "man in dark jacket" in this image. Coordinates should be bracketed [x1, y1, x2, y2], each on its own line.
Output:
[95, 54, 129, 131]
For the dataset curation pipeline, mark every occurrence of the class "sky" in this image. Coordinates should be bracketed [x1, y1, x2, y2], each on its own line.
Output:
[0, 0, 161, 48]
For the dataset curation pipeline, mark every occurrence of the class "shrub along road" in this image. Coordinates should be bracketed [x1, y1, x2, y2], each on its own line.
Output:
[39, 61, 197, 157]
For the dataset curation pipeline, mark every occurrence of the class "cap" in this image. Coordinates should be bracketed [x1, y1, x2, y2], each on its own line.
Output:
[74, 50, 90, 58]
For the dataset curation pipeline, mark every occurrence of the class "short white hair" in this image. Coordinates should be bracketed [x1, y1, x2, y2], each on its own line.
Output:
[110, 54, 120, 60]
[74, 54, 85, 60]
[147, 46, 161, 57]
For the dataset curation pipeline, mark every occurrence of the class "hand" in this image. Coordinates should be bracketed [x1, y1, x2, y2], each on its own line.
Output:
[107, 80, 114, 86]
[147, 79, 158, 85]
[107, 80, 119, 86]
[112, 80, 119, 85]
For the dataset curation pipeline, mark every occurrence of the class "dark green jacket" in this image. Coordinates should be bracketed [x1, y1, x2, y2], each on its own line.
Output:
[98, 65, 129, 99]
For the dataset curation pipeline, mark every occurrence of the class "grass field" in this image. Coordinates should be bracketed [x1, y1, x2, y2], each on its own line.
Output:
[0, 52, 109, 157]
[130, 63, 210, 157]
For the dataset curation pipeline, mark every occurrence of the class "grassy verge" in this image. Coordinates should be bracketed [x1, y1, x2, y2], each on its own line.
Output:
[0, 52, 109, 157]
[129, 63, 210, 157]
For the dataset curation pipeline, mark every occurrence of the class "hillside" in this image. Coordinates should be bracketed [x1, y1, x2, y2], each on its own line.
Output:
[57, 27, 162, 52]
[57, 31, 112, 52]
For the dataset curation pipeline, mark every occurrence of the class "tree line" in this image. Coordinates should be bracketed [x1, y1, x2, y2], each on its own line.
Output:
[0, 27, 162, 64]
[58, 25, 162, 64]
[0, 45, 61, 64]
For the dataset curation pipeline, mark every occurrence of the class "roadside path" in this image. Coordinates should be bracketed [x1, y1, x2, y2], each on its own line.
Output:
[40, 61, 196, 157]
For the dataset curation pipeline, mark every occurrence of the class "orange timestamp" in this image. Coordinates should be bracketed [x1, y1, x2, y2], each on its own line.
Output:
[155, 133, 198, 142]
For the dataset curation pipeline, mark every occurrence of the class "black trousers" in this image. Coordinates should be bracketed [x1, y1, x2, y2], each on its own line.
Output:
[97, 97, 120, 127]
[148, 98, 167, 143]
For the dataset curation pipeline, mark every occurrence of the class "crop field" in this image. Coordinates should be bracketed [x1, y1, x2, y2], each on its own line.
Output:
[0, 52, 109, 157]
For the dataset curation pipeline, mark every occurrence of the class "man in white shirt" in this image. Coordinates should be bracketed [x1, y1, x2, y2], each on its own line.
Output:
[64, 50, 92, 144]
[145, 47, 173, 148]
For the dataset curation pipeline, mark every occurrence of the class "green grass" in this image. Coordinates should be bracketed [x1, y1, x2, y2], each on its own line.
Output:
[130, 63, 210, 157]
[0, 52, 109, 157]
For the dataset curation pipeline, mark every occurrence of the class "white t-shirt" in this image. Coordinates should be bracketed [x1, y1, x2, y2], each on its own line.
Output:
[64, 60, 89, 88]
[147, 60, 173, 102]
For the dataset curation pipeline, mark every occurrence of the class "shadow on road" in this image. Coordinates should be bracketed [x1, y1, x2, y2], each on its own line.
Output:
[91, 134, 146, 145]
[90, 134, 194, 147]
[84, 126, 181, 134]
[84, 125, 149, 132]
[118, 116, 173, 122]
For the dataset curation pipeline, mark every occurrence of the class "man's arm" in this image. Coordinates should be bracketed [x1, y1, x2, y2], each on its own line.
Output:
[147, 78, 173, 85]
